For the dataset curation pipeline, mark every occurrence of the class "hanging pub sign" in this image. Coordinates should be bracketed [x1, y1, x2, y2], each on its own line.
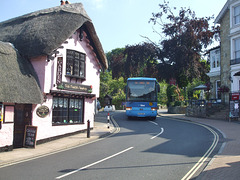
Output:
[0, 103, 3, 122]
[56, 57, 63, 85]
[0, 103, 2, 129]
[36, 105, 49, 118]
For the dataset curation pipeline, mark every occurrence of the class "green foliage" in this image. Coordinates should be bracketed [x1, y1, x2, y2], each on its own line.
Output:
[100, 71, 126, 109]
[106, 43, 160, 81]
[158, 81, 168, 106]
[166, 85, 185, 107]
[186, 79, 205, 100]
[99, 71, 112, 101]
[199, 59, 210, 83]
[106, 48, 126, 79]
[109, 77, 126, 109]
[167, 85, 176, 107]
[124, 43, 159, 79]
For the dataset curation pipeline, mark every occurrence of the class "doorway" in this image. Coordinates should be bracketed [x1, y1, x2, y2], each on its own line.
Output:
[13, 104, 32, 148]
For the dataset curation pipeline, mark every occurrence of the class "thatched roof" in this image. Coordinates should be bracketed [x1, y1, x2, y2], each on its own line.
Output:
[0, 41, 43, 104]
[0, 3, 108, 69]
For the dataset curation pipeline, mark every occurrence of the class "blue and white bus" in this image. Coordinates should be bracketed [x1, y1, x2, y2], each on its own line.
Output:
[125, 77, 160, 119]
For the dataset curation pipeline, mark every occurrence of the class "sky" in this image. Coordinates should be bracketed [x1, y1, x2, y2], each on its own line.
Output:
[1, 0, 227, 52]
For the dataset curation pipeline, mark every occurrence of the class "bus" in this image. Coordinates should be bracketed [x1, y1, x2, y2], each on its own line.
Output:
[125, 77, 160, 119]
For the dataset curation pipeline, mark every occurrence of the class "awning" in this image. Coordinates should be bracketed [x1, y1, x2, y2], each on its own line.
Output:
[193, 84, 207, 91]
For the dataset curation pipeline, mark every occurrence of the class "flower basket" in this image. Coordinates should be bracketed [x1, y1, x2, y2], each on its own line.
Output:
[218, 85, 229, 93]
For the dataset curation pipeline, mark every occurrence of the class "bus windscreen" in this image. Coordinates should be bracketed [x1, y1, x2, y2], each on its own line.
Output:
[127, 81, 157, 102]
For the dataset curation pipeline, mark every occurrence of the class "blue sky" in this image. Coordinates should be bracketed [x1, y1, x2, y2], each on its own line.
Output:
[1, 0, 226, 52]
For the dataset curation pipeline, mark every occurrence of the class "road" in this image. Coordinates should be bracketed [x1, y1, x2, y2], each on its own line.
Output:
[0, 111, 223, 180]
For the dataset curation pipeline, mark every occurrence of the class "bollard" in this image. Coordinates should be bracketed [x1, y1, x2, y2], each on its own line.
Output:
[107, 113, 110, 129]
[87, 120, 90, 138]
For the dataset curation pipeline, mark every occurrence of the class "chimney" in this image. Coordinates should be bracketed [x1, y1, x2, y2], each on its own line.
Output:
[60, 0, 65, 5]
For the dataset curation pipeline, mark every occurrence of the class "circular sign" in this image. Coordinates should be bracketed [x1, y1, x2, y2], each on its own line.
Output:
[36, 105, 49, 118]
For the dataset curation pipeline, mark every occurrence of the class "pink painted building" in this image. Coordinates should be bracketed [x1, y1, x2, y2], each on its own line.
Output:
[0, 3, 107, 151]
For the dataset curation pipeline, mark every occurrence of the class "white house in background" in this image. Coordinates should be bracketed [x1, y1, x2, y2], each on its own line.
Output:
[228, 0, 240, 92]
[207, 46, 221, 101]
[211, 0, 240, 104]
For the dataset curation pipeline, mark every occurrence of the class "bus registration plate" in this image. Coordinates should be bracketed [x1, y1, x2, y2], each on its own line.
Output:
[138, 113, 145, 115]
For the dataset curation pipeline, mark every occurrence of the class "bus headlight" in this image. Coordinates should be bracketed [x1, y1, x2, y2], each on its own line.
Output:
[151, 107, 158, 111]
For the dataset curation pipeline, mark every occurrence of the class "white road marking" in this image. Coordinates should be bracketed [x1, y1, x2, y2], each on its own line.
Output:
[149, 121, 164, 139]
[149, 121, 158, 126]
[55, 147, 134, 179]
[151, 128, 164, 139]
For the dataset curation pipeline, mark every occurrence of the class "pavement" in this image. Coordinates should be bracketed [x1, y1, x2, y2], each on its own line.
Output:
[0, 111, 115, 168]
[0, 110, 240, 180]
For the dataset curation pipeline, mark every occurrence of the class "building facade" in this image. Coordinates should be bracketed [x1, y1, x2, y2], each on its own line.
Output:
[0, 3, 107, 151]
[210, 0, 240, 104]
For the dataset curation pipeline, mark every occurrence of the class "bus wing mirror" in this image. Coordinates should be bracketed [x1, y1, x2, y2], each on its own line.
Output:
[158, 84, 160, 92]
[124, 86, 127, 93]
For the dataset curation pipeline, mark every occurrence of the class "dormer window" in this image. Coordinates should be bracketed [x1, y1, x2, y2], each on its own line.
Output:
[66, 49, 86, 79]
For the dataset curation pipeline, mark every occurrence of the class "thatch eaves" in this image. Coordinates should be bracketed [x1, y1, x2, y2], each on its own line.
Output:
[0, 41, 43, 104]
[0, 3, 108, 69]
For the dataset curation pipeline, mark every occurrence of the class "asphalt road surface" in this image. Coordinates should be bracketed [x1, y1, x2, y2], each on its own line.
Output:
[0, 111, 223, 180]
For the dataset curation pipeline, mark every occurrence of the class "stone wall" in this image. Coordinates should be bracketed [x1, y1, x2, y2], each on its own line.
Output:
[186, 106, 206, 118]
[168, 106, 186, 114]
[209, 76, 220, 99]
[186, 103, 229, 120]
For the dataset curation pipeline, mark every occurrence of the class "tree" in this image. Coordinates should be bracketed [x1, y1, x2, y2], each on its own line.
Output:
[106, 43, 160, 81]
[186, 79, 205, 100]
[99, 71, 126, 109]
[158, 81, 168, 106]
[124, 42, 159, 79]
[149, 1, 219, 87]
[99, 71, 112, 103]
[106, 48, 126, 79]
